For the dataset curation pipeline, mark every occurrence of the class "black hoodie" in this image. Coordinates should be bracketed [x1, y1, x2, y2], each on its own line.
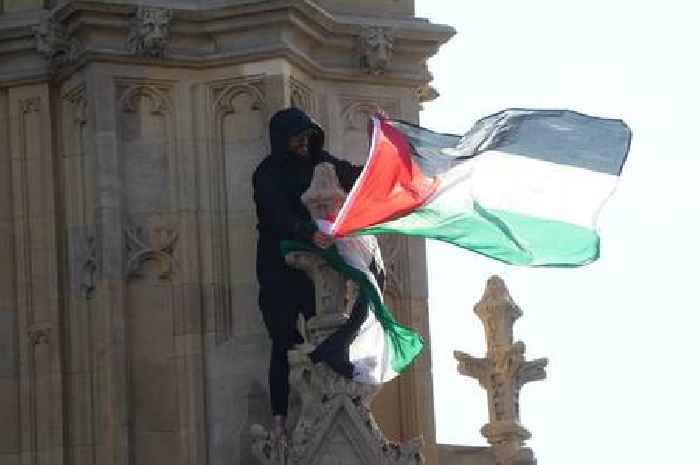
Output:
[253, 107, 362, 287]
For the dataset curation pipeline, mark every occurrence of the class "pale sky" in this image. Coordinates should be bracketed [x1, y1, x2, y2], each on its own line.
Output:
[417, 1, 700, 463]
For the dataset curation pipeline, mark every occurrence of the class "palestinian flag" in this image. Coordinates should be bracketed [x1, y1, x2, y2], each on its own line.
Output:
[282, 224, 423, 384]
[330, 109, 632, 266]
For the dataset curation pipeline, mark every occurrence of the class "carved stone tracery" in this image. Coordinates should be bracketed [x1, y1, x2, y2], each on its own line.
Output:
[290, 77, 316, 117]
[341, 99, 398, 130]
[207, 77, 267, 344]
[119, 84, 172, 115]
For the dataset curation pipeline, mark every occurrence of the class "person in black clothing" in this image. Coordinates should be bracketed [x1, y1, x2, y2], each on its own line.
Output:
[252, 107, 362, 439]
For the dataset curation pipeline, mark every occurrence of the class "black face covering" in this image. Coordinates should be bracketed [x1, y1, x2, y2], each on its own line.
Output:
[268, 107, 325, 159]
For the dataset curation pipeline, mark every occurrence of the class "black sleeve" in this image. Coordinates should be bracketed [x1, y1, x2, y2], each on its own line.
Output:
[253, 166, 318, 242]
[330, 157, 364, 193]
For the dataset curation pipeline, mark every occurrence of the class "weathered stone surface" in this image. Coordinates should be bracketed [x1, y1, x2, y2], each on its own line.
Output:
[0, 2, 454, 465]
[127, 6, 172, 58]
[2, 0, 43, 13]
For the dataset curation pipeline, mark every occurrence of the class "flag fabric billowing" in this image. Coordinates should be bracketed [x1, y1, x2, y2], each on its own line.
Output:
[331, 109, 632, 266]
[282, 222, 423, 384]
[283, 109, 631, 385]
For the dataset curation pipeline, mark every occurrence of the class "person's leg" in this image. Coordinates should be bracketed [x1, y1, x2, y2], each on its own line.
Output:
[309, 294, 369, 378]
[259, 281, 303, 439]
[291, 269, 315, 323]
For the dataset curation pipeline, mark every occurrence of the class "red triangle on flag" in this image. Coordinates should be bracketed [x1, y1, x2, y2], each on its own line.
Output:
[332, 116, 438, 237]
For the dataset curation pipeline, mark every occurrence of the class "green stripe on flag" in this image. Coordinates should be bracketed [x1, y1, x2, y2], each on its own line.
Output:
[281, 241, 424, 374]
[360, 203, 600, 266]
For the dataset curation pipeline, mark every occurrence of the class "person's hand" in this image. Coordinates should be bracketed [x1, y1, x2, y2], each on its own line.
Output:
[312, 231, 334, 249]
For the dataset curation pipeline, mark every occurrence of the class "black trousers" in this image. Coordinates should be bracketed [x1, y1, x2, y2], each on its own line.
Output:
[259, 268, 314, 417]
[259, 270, 370, 416]
[308, 296, 369, 379]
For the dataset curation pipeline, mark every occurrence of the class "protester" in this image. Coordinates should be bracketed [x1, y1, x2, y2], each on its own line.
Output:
[252, 107, 362, 440]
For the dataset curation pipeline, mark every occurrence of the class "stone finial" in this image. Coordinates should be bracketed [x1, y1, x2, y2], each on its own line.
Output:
[358, 26, 395, 75]
[127, 6, 173, 57]
[286, 163, 348, 328]
[454, 276, 548, 465]
[33, 16, 82, 72]
[300, 162, 347, 220]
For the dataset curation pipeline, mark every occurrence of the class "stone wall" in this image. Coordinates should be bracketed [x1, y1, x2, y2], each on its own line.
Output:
[0, 2, 454, 464]
[1, 0, 45, 14]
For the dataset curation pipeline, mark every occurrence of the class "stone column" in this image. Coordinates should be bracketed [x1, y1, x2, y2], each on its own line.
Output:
[454, 277, 548, 465]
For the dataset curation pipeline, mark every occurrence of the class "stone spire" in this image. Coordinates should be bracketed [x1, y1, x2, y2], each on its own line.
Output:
[454, 276, 548, 465]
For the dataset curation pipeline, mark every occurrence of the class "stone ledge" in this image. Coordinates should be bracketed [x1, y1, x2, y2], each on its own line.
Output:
[0, 0, 455, 86]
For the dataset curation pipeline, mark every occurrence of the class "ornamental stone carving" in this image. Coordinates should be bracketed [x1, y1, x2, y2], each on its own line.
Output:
[19, 96, 41, 114]
[454, 276, 548, 465]
[417, 68, 439, 104]
[125, 224, 178, 280]
[27, 322, 52, 346]
[358, 26, 395, 75]
[251, 163, 424, 465]
[127, 6, 173, 57]
[33, 16, 82, 72]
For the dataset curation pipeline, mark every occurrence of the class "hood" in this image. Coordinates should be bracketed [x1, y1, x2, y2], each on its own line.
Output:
[269, 107, 325, 158]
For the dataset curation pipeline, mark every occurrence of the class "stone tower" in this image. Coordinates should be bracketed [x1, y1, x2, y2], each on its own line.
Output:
[0, 1, 453, 465]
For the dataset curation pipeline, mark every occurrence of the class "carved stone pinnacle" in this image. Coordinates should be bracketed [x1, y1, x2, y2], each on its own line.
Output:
[454, 276, 548, 465]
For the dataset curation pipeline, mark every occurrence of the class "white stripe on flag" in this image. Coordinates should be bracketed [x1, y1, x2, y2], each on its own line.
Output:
[471, 151, 619, 228]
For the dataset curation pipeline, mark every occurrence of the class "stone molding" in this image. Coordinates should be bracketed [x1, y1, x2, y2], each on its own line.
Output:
[0, 1, 454, 86]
